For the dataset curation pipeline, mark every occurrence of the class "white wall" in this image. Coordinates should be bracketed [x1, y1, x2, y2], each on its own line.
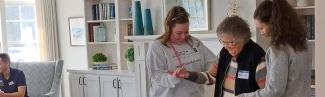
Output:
[315, 0, 325, 96]
[56, 0, 88, 97]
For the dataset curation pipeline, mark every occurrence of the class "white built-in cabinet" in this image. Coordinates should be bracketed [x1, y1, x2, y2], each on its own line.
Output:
[68, 70, 138, 97]
[84, 0, 135, 70]
[294, 2, 316, 92]
[294, 5, 316, 71]
[71, 0, 146, 97]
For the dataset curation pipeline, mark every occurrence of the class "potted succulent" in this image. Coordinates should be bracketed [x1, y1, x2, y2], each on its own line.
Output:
[125, 47, 135, 72]
[92, 52, 108, 66]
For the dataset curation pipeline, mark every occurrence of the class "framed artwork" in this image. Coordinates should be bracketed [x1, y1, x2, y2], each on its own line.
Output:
[162, 0, 210, 31]
[68, 17, 86, 46]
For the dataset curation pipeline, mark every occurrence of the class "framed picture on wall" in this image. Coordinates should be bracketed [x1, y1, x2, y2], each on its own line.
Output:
[162, 0, 210, 31]
[68, 17, 86, 46]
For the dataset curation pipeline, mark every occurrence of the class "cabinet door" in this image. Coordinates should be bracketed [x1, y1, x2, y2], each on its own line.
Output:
[84, 75, 100, 97]
[69, 73, 84, 97]
[118, 76, 137, 97]
[101, 76, 118, 97]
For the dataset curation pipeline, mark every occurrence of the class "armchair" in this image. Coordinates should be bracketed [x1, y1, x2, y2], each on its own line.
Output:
[10, 60, 64, 97]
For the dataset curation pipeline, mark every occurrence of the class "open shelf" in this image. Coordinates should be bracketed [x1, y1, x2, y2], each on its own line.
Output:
[295, 6, 315, 9]
[88, 42, 117, 45]
[124, 34, 218, 42]
[295, 6, 315, 15]
[308, 40, 315, 42]
[87, 19, 116, 23]
[120, 42, 134, 44]
[83, 0, 133, 71]
[120, 18, 133, 21]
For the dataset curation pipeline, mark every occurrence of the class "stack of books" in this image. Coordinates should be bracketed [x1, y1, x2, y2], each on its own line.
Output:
[91, 64, 112, 70]
[92, 3, 115, 20]
[304, 15, 315, 40]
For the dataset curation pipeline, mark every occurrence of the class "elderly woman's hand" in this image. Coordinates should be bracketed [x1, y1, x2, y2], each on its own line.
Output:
[171, 67, 190, 78]
[207, 64, 218, 77]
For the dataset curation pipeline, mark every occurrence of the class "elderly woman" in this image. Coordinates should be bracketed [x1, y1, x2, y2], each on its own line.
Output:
[175, 16, 267, 97]
[146, 6, 217, 97]
[213, 16, 267, 97]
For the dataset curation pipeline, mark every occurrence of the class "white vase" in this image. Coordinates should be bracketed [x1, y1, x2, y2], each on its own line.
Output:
[127, 61, 135, 72]
[94, 26, 107, 42]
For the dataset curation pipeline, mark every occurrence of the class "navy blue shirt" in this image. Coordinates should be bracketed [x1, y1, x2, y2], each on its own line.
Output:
[0, 68, 28, 97]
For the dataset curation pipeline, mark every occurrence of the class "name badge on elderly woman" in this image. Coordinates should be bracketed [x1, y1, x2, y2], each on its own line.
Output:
[238, 70, 249, 79]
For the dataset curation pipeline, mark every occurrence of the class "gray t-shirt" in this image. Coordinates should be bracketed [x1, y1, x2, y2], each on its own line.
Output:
[146, 37, 217, 97]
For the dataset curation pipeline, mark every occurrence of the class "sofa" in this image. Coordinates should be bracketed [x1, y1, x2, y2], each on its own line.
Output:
[10, 60, 63, 97]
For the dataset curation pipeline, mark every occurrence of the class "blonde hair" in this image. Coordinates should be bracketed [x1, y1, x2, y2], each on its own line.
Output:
[157, 6, 191, 47]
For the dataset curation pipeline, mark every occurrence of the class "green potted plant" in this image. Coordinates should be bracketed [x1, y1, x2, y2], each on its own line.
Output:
[125, 47, 134, 72]
[92, 52, 107, 65]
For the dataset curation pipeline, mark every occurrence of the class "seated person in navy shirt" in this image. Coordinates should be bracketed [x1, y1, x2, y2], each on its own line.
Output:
[0, 53, 28, 97]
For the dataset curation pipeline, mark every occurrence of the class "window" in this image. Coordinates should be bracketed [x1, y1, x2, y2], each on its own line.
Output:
[164, 0, 209, 31]
[1, 0, 40, 62]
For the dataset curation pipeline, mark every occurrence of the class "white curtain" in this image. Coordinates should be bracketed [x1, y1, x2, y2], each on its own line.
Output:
[35, 1, 62, 96]
[0, 0, 6, 53]
[35, 0, 60, 61]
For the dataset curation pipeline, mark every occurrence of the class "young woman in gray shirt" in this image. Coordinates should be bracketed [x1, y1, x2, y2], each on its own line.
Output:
[238, 0, 311, 97]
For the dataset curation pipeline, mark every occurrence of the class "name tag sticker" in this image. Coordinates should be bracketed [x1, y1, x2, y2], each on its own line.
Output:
[238, 70, 249, 79]
[9, 81, 14, 86]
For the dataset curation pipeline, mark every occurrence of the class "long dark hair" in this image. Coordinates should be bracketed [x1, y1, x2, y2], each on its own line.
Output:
[254, 0, 307, 51]
[157, 6, 191, 47]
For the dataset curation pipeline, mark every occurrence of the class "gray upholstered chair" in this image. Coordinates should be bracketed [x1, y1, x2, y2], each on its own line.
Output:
[10, 60, 63, 97]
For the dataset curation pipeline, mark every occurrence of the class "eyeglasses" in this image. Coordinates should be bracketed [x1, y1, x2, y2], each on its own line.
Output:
[219, 39, 237, 46]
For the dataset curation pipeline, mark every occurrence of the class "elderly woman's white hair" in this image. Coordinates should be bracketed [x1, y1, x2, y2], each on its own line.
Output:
[216, 16, 251, 44]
